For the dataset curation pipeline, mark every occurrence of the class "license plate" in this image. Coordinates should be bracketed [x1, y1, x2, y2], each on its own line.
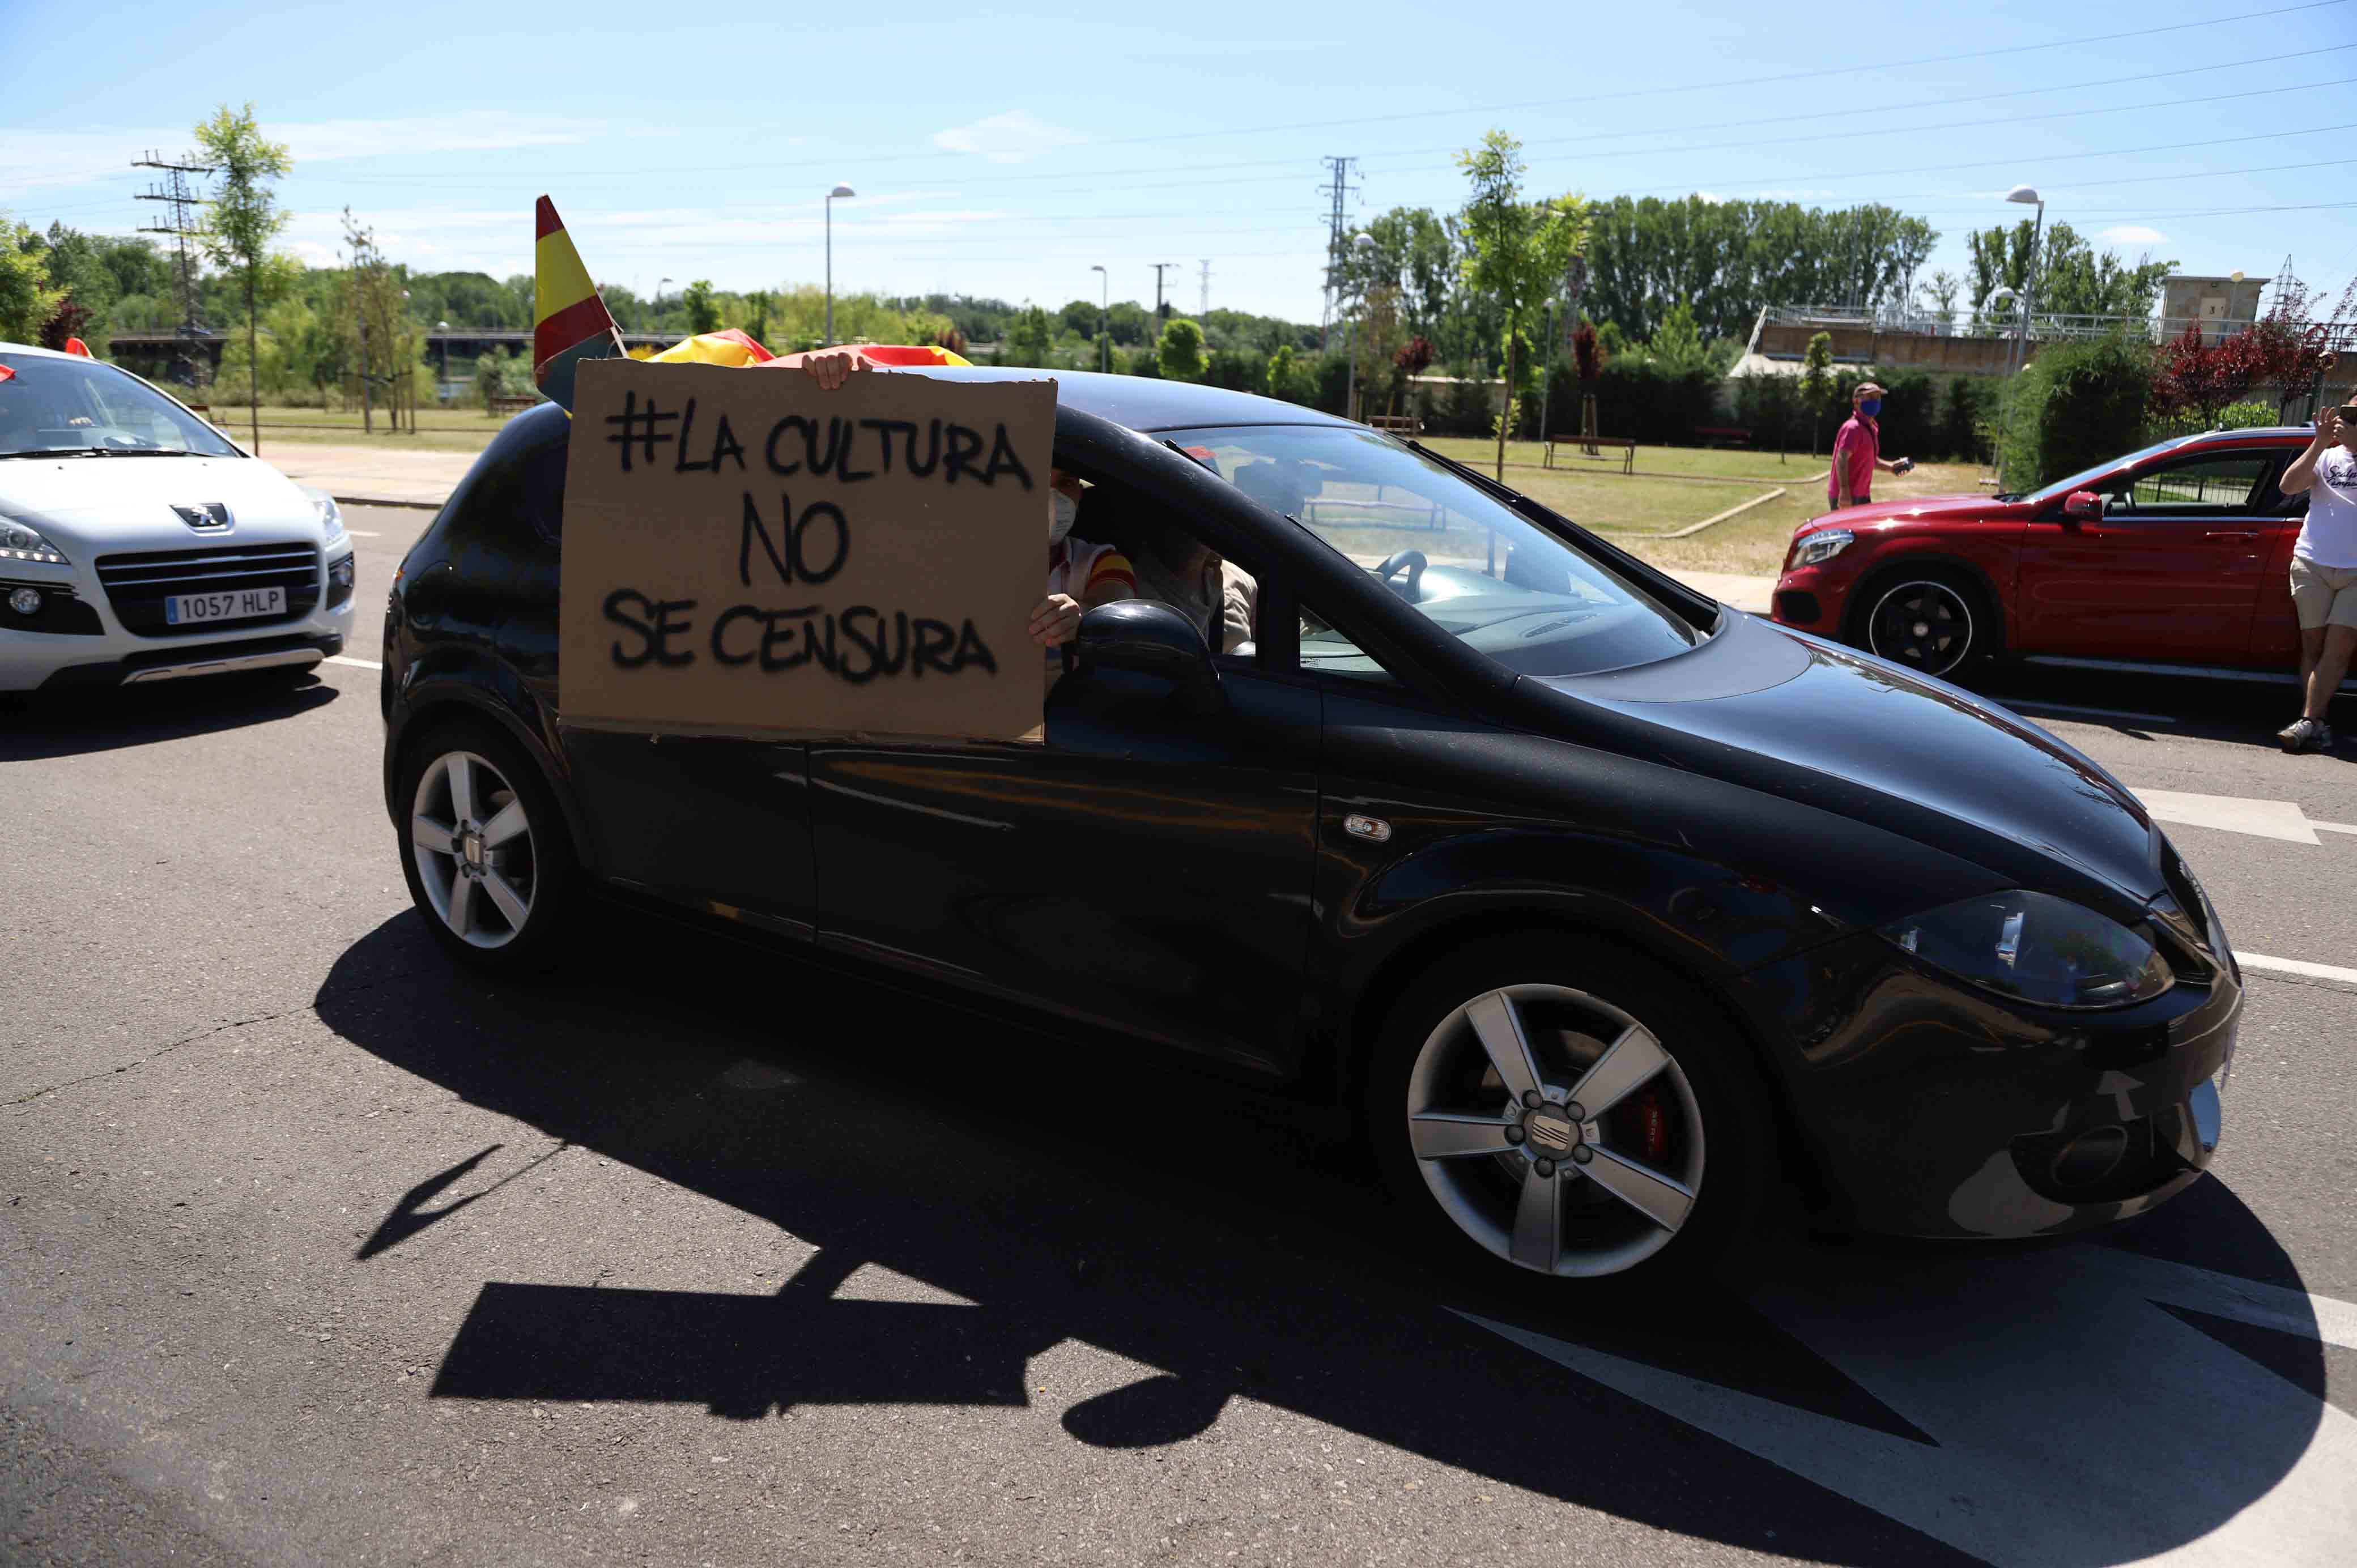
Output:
[165, 585, 284, 625]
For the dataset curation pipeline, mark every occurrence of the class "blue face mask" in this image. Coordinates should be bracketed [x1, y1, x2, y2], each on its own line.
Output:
[1858, 398, 1882, 417]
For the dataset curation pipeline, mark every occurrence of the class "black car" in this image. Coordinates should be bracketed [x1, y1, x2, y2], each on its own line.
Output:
[380, 368, 2237, 1288]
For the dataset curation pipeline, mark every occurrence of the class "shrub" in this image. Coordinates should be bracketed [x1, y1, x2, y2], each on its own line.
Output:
[1998, 331, 2155, 491]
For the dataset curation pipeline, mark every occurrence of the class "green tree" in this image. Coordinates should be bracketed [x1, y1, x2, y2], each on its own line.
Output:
[1798, 330, 1839, 454]
[682, 279, 722, 335]
[1265, 342, 1303, 402]
[194, 103, 292, 451]
[1454, 130, 1589, 478]
[1643, 301, 1711, 377]
[1967, 220, 2173, 323]
[0, 214, 65, 343]
[1156, 316, 1208, 380]
[1002, 304, 1054, 367]
[1998, 331, 2155, 491]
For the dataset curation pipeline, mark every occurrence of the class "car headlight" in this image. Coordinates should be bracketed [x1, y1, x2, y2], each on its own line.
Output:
[0, 519, 70, 566]
[1790, 528, 1853, 568]
[1883, 890, 2173, 1009]
[307, 489, 346, 548]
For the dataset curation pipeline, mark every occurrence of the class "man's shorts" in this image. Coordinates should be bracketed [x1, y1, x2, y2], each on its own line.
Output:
[2290, 556, 2357, 631]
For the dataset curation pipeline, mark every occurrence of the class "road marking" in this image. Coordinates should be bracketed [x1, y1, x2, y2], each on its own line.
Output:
[2010, 700, 2179, 725]
[1463, 1244, 2357, 1566]
[2239, 951, 2357, 985]
[2132, 789, 2322, 845]
[344, 529, 382, 537]
[2316, 820, 2357, 836]
[325, 654, 382, 671]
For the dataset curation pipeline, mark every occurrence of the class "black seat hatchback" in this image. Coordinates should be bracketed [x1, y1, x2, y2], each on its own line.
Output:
[382, 367, 2239, 1289]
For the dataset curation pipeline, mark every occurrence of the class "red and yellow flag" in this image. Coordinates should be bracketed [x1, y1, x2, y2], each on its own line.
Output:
[532, 195, 625, 411]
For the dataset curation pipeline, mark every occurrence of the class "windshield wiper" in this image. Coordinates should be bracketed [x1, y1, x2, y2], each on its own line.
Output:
[0, 446, 193, 459]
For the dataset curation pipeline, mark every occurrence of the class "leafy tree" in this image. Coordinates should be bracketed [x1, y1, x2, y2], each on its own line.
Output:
[1266, 342, 1303, 403]
[194, 103, 292, 451]
[1, 214, 65, 343]
[1966, 220, 2173, 323]
[1643, 301, 1711, 376]
[1999, 331, 2154, 491]
[1156, 316, 1208, 380]
[1797, 330, 1839, 454]
[1571, 318, 1606, 447]
[682, 279, 722, 335]
[1920, 269, 1961, 326]
[1002, 304, 1055, 368]
[38, 296, 91, 352]
[1455, 130, 1588, 478]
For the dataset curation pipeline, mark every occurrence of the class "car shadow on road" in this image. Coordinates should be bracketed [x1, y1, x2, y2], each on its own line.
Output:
[0, 670, 339, 761]
[1970, 664, 2355, 757]
[314, 907, 2333, 1567]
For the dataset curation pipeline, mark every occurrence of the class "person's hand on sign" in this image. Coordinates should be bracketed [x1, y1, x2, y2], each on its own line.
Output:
[1029, 591, 1084, 647]
[765, 346, 873, 388]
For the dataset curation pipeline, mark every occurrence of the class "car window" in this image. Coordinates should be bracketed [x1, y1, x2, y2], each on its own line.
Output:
[2111, 452, 2273, 515]
[2017, 434, 2200, 505]
[1161, 424, 1701, 679]
[0, 353, 241, 457]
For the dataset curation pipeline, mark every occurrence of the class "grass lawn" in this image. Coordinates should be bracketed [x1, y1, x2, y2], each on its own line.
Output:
[1620, 458, 1989, 578]
[1417, 436, 1832, 484]
[201, 404, 518, 455]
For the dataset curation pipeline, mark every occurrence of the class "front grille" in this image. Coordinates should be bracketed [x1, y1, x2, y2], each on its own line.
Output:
[95, 542, 320, 638]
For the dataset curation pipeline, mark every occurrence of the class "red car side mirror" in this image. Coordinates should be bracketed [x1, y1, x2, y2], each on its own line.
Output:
[2064, 490, 2104, 521]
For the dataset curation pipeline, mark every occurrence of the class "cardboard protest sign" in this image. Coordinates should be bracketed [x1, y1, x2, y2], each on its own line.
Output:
[559, 359, 1057, 742]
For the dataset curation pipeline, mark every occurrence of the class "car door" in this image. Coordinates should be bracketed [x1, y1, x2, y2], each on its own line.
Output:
[2015, 446, 2287, 664]
[2248, 476, 2309, 671]
[805, 543, 1321, 1076]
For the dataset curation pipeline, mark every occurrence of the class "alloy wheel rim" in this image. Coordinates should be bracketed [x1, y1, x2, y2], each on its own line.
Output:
[1867, 581, 1973, 676]
[410, 750, 537, 949]
[1405, 983, 1705, 1278]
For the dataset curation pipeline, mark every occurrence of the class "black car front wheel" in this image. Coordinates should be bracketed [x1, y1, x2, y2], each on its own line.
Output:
[1859, 570, 1984, 679]
[1368, 939, 1773, 1288]
[396, 717, 578, 970]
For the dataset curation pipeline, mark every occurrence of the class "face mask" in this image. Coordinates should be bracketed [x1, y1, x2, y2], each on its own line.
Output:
[1049, 489, 1078, 545]
[1859, 398, 1882, 417]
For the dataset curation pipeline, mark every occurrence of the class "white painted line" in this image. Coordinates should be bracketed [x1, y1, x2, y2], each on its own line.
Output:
[324, 654, 382, 671]
[2130, 788, 2321, 845]
[2238, 951, 2357, 985]
[2315, 819, 2357, 836]
[344, 529, 382, 537]
[2009, 700, 2179, 726]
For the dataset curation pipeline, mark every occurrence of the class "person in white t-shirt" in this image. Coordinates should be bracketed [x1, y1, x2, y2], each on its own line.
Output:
[2274, 400, 2357, 753]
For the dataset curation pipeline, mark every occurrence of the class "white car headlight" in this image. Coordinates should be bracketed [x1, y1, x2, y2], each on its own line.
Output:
[306, 488, 347, 548]
[1792, 528, 1854, 568]
[0, 519, 70, 566]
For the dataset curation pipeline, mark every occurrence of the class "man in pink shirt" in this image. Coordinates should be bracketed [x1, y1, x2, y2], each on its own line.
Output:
[1828, 381, 1911, 509]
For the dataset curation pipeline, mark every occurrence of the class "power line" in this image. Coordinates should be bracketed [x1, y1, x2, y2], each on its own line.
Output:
[1316, 155, 1359, 348]
[131, 148, 215, 378]
[1200, 259, 1211, 317]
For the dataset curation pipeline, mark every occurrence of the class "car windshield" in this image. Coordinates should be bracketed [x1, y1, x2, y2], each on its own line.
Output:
[2016, 433, 2202, 505]
[1163, 424, 1703, 678]
[0, 353, 241, 458]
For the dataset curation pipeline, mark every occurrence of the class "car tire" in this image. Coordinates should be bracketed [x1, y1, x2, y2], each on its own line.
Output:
[1851, 566, 1990, 680]
[395, 716, 578, 972]
[1364, 937, 1776, 1293]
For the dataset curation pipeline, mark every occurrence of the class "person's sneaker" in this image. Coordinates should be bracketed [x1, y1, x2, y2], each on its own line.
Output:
[2279, 717, 2334, 753]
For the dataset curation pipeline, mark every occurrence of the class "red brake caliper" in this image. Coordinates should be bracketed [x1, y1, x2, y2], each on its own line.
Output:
[1633, 1088, 1669, 1161]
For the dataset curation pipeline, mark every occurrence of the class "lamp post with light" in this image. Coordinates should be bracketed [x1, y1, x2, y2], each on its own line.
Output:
[1090, 264, 1108, 372]
[1342, 232, 1376, 421]
[1992, 184, 2046, 489]
[825, 184, 855, 345]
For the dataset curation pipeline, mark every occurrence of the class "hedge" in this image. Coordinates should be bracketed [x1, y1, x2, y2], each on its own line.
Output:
[1997, 332, 2154, 492]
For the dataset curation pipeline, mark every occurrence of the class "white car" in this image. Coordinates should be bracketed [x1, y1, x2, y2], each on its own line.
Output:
[1, 340, 355, 692]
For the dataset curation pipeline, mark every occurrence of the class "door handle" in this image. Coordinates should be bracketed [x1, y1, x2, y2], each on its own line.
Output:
[2203, 530, 2258, 541]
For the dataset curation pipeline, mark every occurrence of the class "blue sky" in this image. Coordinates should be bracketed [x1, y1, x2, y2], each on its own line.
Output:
[3, 0, 2354, 326]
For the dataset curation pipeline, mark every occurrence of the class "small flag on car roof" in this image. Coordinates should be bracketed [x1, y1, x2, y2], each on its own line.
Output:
[531, 195, 626, 412]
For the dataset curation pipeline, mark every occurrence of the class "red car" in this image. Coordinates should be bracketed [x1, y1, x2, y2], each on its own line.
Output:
[1772, 426, 2322, 683]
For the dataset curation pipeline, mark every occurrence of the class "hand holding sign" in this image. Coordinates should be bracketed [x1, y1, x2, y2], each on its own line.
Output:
[559, 358, 1058, 742]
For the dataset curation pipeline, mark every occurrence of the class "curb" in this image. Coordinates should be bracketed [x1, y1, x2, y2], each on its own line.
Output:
[333, 495, 445, 512]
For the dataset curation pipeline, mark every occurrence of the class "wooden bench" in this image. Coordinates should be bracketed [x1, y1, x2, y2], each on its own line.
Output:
[489, 394, 540, 415]
[1694, 425, 1752, 448]
[1543, 433, 1635, 474]
[1364, 412, 1420, 435]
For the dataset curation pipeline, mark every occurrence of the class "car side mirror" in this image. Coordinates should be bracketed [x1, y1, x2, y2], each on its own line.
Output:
[1073, 600, 1224, 717]
[2064, 490, 2105, 522]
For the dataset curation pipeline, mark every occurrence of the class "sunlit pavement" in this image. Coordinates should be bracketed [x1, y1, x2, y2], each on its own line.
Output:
[2, 506, 2351, 1566]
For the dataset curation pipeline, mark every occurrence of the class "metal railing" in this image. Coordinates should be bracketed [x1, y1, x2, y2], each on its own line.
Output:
[1760, 302, 2355, 347]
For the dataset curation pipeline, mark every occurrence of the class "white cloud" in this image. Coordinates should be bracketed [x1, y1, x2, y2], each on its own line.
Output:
[0, 112, 597, 200]
[2099, 224, 2170, 246]
[929, 111, 1085, 165]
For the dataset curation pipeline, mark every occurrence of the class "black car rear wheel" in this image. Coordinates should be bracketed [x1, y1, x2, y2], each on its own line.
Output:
[1367, 938, 1774, 1289]
[1859, 570, 1984, 679]
[396, 717, 578, 971]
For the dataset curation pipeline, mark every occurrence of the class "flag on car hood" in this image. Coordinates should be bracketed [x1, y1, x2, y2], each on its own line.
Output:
[532, 195, 626, 411]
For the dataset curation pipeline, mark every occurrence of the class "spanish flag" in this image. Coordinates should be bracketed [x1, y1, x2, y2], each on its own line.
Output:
[532, 195, 626, 411]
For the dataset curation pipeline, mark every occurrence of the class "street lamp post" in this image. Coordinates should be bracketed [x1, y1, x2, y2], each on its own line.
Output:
[653, 278, 673, 337]
[1090, 265, 1108, 372]
[1342, 232, 1375, 421]
[1992, 184, 2045, 489]
[825, 184, 855, 345]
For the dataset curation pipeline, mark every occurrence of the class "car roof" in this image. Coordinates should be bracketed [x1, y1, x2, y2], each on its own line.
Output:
[2180, 424, 2318, 444]
[895, 365, 1358, 434]
[0, 340, 92, 361]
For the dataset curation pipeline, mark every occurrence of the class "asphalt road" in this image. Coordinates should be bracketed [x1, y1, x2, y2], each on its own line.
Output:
[3, 505, 2352, 1567]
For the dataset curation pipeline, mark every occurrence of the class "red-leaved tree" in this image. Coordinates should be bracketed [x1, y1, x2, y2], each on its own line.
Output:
[37, 296, 90, 353]
[1571, 318, 1607, 449]
[2151, 276, 2357, 427]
